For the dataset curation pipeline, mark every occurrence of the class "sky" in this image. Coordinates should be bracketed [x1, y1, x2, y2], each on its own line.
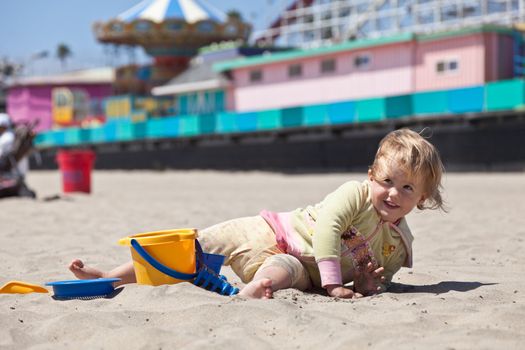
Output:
[0, 0, 293, 77]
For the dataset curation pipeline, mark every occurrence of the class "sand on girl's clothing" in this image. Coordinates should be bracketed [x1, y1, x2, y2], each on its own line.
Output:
[0, 170, 524, 349]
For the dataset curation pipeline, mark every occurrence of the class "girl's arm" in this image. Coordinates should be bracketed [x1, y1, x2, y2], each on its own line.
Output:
[312, 182, 364, 290]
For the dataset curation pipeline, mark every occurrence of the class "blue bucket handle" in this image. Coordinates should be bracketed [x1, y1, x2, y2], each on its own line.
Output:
[130, 238, 238, 296]
[194, 239, 205, 270]
[130, 238, 198, 281]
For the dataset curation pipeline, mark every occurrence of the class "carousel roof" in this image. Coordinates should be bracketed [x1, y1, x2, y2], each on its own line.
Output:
[117, 0, 227, 24]
[94, 0, 250, 59]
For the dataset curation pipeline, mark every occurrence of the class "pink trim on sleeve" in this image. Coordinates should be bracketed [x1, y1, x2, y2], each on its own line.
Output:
[317, 258, 343, 287]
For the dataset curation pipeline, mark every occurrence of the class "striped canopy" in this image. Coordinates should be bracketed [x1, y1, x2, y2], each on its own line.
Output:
[117, 0, 227, 24]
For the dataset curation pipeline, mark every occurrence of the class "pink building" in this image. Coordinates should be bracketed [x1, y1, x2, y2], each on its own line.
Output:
[415, 28, 514, 91]
[214, 25, 515, 112]
[7, 68, 114, 131]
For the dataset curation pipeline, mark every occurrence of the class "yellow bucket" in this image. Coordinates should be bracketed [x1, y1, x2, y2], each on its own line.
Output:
[118, 228, 197, 286]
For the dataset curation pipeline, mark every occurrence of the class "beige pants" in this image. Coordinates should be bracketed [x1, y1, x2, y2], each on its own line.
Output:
[198, 216, 311, 290]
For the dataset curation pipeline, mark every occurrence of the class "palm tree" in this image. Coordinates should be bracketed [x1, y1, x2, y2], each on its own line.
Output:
[227, 10, 242, 21]
[0, 58, 23, 81]
[56, 43, 72, 69]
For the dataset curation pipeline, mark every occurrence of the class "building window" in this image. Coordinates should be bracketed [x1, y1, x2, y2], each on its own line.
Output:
[436, 59, 459, 74]
[436, 61, 446, 73]
[288, 64, 302, 78]
[135, 21, 151, 32]
[165, 21, 183, 31]
[320, 58, 336, 73]
[110, 22, 124, 32]
[354, 54, 371, 69]
[249, 69, 263, 82]
[225, 24, 238, 35]
[197, 21, 214, 33]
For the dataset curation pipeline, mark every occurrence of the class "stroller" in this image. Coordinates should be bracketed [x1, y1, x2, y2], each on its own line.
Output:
[0, 121, 37, 199]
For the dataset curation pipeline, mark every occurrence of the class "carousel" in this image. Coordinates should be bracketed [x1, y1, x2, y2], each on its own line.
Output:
[93, 0, 251, 93]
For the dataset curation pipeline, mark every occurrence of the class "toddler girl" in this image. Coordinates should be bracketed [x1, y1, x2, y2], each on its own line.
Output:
[70, 128, 445, 299]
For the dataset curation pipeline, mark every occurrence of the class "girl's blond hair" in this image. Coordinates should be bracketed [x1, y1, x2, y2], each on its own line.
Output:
[369, 128, 445, 211]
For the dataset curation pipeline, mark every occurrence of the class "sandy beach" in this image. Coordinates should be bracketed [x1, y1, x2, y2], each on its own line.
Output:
[1, 170, 524, 349]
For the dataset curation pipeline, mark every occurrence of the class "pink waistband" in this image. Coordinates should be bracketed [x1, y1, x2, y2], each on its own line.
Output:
[260, 210, 289, 253]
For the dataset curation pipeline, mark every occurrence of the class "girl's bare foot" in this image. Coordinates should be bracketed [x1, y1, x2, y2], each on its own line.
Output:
[238, 278, 273, 299]
[68, 259, 105, 280]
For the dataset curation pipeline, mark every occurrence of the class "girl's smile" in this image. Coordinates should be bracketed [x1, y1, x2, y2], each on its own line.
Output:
[383, 200, 399, 209]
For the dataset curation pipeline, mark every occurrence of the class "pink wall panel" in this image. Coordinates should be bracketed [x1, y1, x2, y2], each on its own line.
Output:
[415, 34, 486, 91]
[232, 42, 415, 111]
[7, 84, 112, 132]
[7, 86, 52, 131]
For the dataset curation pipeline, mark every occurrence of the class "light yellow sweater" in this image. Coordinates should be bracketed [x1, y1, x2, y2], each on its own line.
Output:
[266, 180, 413, 289]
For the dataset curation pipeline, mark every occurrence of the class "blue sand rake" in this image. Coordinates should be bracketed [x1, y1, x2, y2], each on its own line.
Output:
[130, 238, 239, 296]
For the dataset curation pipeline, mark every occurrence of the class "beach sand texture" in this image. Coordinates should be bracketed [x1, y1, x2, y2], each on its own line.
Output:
[1, 170, 524, 349]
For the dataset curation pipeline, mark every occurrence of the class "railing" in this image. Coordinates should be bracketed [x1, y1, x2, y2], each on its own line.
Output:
[255, 0, 524, 47]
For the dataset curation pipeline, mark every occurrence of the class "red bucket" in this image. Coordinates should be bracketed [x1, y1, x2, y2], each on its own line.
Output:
[56, 150, 95, 193]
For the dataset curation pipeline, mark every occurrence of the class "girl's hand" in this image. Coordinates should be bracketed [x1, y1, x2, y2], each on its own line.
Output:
[354, 262, 386, 296]
[325, 284, 363, 299]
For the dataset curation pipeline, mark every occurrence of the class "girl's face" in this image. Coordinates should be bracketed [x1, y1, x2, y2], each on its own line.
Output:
[368, 166, 426, 223]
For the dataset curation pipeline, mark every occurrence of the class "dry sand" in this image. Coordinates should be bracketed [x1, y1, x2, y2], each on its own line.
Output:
[1, 170, 524, 349]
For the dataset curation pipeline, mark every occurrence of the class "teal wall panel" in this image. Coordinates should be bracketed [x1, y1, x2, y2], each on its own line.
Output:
[199, 113, 217, 134]
[385, 95, 412, 119]
[485, 79, 525, 111]
[328, 101, 355, 124]
[64, 128, 90, 145]
[34, 132, 51, 147]
[104, 121, 118, 142]
[179, 115, 199, 136]
[447, 86, 484, 113]
[51, 130, 66, 146]
[412, 90, 448, 115]
[115, 119, 133, 141]
[163, 116, 180, 137]
[146, 118, 167, 139]
[132, 121, 147, 139]
[303, 104, 328, 126]
[281, 107, 304, 128]
[258, 109, 282, 130]
[89, 126, 106, 143]
[356, 98, 386, 122]
[237, 112, 258, 132]
[63, 128, 79, 145]
[217, 112, 238, 133]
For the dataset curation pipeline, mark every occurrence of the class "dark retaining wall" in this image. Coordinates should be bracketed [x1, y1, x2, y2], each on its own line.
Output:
[32, 113, 525, 172]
